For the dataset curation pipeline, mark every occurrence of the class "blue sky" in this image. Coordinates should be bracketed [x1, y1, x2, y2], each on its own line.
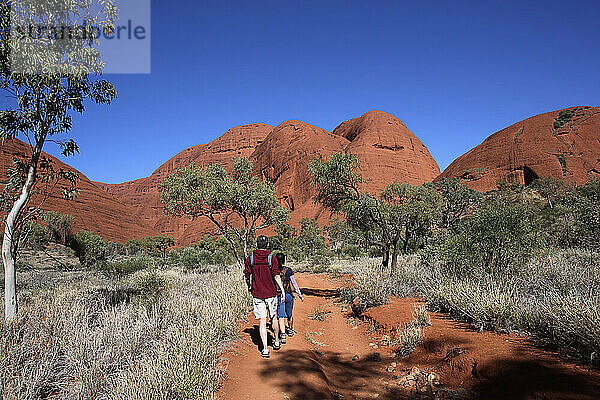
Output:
[4, 0, 600, 183]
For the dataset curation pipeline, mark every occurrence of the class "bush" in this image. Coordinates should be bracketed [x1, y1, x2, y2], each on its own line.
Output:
[433, 196, 541, 276]
[44, 211, 74, 245]
[106, 242, 127, 258]
[0, 268, 251, 399]
[125, 239, 142, 256]
[141, 235, 175, 259]
[168, 235, 234, 270]
[98, 255, 156, 277]
[72, 230, 107, 266]
[344, 249, 600, 364]
[21, 221, 48, 249]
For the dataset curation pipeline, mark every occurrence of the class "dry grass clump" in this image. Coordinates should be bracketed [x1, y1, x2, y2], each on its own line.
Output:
[308, 305, 332, 321]
[1, 267, 250, 399]
[393, 306, 431, 358]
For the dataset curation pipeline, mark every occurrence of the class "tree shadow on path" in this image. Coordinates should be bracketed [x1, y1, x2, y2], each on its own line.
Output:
[258, 349, 411, 400]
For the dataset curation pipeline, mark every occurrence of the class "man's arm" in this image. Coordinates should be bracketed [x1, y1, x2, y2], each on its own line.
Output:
[243, 257, 252, 292]
[271, 256, 285, 301]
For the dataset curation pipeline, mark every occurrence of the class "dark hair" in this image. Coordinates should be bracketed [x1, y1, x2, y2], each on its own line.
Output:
[275, 252, 285, 266]
[256, 235, 269, 249]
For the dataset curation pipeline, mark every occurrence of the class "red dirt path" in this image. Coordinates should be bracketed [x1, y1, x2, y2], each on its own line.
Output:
[219, 274, 600, 399]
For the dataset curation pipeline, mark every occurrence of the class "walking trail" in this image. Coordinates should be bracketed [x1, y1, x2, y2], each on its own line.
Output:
[219, 273, 600, 400]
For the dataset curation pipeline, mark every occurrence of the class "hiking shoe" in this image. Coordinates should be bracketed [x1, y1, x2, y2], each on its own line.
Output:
[261, 348, 270, 358]
[286, 328, 295, 337]
[280, 333, 287, 344]
[273, 340, 281, 350]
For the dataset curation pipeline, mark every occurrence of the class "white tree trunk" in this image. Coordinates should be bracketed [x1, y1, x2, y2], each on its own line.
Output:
[3, 139, 43, 322]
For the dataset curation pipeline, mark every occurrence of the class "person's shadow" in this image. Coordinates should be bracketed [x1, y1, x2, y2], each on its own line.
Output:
[243, 325, 275, 351]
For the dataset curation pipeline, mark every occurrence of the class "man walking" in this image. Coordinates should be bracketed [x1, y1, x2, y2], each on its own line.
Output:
[244, 235, 286, 358]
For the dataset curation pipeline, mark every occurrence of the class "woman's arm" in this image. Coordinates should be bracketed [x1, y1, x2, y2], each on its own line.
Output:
[290, 275, 303, 300]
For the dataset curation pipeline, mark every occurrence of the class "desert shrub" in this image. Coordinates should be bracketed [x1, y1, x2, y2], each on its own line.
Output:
[345, 249, 600, 364]
[412, 304, 431, 327]
[98, 255, 156, 277]
[433, 196, 541, 276]
[20, 221, 48, 249]
[72, 230, 108, 266]
[141, 235, 175, 259]
[125, 239, 143, 256]
[106, 242, 127, 258]
[308, 305, 332, 321]
[168, 235, 234, 270]
[44, 211, 74, 245]
[395, 324, 425, 358]
[128, 270, 168, 309]
[286, 218, 328, 262]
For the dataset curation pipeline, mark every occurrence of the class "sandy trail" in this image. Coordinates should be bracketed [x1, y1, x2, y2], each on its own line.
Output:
[219, 273, 600, 400]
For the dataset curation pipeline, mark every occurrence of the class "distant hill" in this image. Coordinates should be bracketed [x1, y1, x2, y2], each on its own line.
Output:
[436, 106, 600, 191]
[0, 138, 155, 242]
[99, 110, 440, 244]
[7, 107, 598, 244]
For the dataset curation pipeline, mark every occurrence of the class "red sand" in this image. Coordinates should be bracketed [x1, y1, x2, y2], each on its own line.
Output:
[220, 274, 600, 399]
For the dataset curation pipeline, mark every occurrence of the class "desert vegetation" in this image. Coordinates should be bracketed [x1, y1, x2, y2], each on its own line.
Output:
[0, 263, 250, 399]
[317, 153, 600, 364]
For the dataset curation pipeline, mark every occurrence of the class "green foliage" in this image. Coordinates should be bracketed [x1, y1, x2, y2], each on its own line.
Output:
[44, 211, 74, 245]
[141, 235, 175, 259]
[309, 152, 363, 212]
[326, 217, 366, 257]
[161, 157, 289, 266]
[531, 177, 600, 250]
[168, 235, 235, 270]
[380, 182, 443, 254]
[553, 109, 575, 130]
[125, 239, 142, 256]
[72, 230, 107, 266]
[128, 271, 168, 309]
[434, 195, 541, 276]
[98, 256, 156, 277]
[285, 218, 332, 267]
[21, 221, 48, 250]
[433, 178, 482, 232]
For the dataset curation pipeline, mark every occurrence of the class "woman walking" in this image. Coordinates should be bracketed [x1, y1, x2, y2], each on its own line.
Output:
[275, 252, 304, 344]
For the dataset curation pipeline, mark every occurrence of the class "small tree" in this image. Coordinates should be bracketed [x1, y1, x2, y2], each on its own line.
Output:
[434, 178, 482, 232]
[161, 157, 289, 268]
[141, 235, 175, 260]
[1, 1, 117, 321]
[310, 152, 398, 270]
[380, 183, 443, 263]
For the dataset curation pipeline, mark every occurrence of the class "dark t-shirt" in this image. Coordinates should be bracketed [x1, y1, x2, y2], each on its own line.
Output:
[277, 266, 294, 294]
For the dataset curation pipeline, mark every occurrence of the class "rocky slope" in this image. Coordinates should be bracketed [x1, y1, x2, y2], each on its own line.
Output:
[437, 106, 600, 191]
[0, 138, 154, 242]
[333, 110, 441, 191]
[96, 123, 274, 241]
[0, 111, 442, 244]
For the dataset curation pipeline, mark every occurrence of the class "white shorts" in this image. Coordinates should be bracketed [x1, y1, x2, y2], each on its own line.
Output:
[253, 297, 278, 319]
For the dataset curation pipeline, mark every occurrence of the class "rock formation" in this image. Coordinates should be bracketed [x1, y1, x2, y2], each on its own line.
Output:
[333, 110, 441, 192]
[1, 112, 442, 244]
[0, 138, 154, 242]
[96, 123, 274, 242]
[437, 106, 600, 191]
[250, 120, 351, 227]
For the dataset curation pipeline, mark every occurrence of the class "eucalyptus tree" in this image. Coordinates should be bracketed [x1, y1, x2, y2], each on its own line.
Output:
[0, 0, 117, 321]
[160, 157, 289, 268]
